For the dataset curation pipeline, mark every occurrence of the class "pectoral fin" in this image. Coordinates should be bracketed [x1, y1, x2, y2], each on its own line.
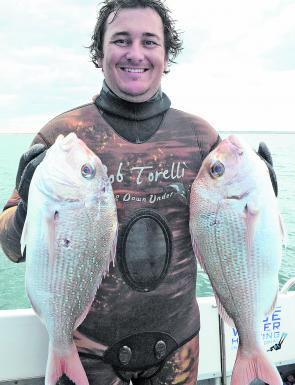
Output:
[244, 196, 260, 259]
[44, 208, 59, 265]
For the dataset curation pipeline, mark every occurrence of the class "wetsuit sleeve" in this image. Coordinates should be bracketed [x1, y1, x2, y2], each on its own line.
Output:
[0, 133, 49, 262]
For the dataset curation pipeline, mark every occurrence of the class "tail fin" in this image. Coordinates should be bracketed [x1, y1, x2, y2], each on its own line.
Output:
[45, 343, 89, 385]
[231, 347, 282, 385]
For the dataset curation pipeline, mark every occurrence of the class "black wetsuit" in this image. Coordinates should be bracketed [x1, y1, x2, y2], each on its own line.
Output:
[0, 83, 220, 385]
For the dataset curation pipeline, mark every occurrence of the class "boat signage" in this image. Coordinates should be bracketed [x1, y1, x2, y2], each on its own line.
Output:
[230, 305, 288, 351]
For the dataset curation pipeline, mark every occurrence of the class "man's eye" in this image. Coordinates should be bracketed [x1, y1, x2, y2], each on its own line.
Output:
[113, 39, 129, 46]
[144, 40, 157, 47]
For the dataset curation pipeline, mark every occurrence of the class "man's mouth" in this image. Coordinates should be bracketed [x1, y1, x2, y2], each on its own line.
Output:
[120, 67, 149, 73]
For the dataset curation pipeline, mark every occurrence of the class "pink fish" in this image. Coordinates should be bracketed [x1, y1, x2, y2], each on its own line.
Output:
[190, 135, 285, 385]
[21, 133, 118, 385]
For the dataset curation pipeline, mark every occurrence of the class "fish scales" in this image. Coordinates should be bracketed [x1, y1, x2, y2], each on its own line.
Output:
[22, 133, 118, 385]
[190, 135, 284, 385]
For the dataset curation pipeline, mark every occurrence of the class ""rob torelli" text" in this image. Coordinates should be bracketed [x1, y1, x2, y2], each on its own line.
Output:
[109, 162, 187, 185]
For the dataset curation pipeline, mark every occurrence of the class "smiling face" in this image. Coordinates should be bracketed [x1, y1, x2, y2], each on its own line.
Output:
[100, 7, 168, 102]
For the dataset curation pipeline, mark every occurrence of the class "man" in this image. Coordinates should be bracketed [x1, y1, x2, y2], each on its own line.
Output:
[0, 1, 276, 384]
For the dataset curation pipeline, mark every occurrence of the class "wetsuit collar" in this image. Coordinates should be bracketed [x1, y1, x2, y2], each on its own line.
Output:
[95, 81, 171, 121]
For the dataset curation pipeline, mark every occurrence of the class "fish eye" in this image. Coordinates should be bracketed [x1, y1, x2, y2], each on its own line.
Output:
[210, 161, 225, 178]
[81, 163, 96, 179]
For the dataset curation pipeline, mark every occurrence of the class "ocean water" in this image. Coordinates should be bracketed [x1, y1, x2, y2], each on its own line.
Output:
[0, 132, 294, 310]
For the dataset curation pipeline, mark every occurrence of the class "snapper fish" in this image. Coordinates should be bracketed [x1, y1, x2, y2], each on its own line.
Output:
[189, 135, 285, 385]
[21, 133, 118, 385]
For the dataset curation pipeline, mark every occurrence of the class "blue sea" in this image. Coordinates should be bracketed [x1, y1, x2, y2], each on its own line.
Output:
[0, 132, 294, 310]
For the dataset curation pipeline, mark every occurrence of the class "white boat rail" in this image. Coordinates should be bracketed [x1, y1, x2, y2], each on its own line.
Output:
[0, 281, 295, 384]
[281, 277, 295, 294]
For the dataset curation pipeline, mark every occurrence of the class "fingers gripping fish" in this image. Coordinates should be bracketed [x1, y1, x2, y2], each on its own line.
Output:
[190, 135, 285, 385]
[21, 133, 118, 385]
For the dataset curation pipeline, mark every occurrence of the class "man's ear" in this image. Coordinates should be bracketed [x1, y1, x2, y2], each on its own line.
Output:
[97, 57, 103, 70]
[163, 55, 169, 73]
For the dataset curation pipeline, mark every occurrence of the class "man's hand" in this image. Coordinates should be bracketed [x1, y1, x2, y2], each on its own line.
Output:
[16, 143, 47, 204]
[257, 142, 278, 197]
[14, 144, 47, 237]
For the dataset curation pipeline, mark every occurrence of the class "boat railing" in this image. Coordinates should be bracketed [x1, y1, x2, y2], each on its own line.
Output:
[281, 277, 295, 294]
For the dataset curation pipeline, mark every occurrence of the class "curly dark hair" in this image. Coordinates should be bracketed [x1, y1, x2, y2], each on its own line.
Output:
[89, 0, 183, 72]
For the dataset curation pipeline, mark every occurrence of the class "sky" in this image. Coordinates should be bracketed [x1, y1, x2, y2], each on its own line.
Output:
[0, 0, 294, 133]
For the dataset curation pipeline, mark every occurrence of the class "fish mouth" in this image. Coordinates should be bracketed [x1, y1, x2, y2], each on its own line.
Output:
[227, 135, 244, 156]
[57, 132, 78, 152]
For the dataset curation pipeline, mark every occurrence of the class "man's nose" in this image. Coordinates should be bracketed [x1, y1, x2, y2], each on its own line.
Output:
[125, 41, 145, 62]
